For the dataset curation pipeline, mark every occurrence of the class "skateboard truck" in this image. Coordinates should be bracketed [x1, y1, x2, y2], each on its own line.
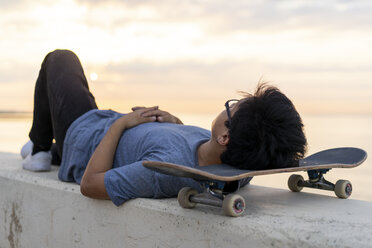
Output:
[177, 181, 246, 217]
[305, 169, 335, 190]
[288, 169, 353, 199]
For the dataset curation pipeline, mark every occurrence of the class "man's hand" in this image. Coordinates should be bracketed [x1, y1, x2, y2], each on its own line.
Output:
[121, 106, 159, 129]
[131, 106, 183, 125]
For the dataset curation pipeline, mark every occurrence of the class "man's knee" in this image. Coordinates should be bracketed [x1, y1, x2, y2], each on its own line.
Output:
[44, 49, 79, 67]
[48, 49, 77, 60]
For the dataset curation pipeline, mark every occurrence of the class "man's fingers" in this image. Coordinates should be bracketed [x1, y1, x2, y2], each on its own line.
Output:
[131, 106, 145, 111]
[141, 109, 160, 117]
[135, 106, 158, 115]
[141, 109, 168, 117]
[132, 106, 158, 112]
[145, 116, 157, 122]
[131, 107, 178, 124]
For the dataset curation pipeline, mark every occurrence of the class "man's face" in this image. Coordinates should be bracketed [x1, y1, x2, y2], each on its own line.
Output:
[211, 98, 248, 139]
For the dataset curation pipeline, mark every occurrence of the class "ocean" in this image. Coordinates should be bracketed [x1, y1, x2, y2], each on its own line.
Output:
[1, 113, 371, 202]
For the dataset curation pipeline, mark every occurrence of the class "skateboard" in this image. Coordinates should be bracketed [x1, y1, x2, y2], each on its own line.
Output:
[143, 147, 367, 217]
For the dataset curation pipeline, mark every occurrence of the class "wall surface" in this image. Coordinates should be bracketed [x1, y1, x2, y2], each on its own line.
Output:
[1, 152, 372, 248]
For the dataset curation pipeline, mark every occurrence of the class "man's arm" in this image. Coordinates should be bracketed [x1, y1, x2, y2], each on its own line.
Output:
[80, 106, 158, 199]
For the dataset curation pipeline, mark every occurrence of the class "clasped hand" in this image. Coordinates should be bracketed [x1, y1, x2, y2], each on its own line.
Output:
[119, 106, 183, 130]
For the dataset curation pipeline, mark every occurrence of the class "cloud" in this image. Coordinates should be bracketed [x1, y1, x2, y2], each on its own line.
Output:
[0, 62, 38, 84]
[0, 0, 25, 9]
[88, 58, 372, 103]
[0, 0, 52, 10]
[0, 0, 371, 113]
[3, 0, 372, 35]
[73, 0, 372, 34]
[207, 1, 372, 32]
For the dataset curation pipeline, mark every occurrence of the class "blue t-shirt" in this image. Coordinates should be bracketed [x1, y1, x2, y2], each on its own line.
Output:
[59, 109, 211, 206]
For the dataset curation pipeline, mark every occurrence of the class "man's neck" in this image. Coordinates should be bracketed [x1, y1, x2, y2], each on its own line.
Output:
[197, 140, 223, 166]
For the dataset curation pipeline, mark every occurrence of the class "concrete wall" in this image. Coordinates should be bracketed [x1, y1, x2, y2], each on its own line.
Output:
[1, 151, 372, 248]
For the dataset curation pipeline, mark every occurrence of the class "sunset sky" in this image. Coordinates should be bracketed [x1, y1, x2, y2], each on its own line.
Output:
[1, 0, 372, 115]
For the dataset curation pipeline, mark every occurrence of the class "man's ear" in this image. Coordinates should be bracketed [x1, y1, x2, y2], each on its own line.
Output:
[217, 131, 230, 146]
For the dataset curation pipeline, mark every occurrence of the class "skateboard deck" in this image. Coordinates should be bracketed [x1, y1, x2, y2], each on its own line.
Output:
[142, 147, 367, 217]
[142, 147, 366, 182]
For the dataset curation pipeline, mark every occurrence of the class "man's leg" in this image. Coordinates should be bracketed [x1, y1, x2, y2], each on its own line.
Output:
[28, 52, 55, 154]
[44, 49, 98, 158]
[27, 49, 97, 167]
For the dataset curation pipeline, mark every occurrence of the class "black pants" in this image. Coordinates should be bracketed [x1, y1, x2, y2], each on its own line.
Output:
[29, 50, 98, 163]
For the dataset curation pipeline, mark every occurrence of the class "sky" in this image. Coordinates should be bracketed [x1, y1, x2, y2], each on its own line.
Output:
[0, 0, 372, 115]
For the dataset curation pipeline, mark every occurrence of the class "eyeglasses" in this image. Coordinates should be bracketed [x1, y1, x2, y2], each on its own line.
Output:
[225, 99, 239, 127]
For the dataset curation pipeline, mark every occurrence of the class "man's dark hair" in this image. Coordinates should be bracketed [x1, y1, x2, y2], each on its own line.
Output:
[221, 83, 307, 170]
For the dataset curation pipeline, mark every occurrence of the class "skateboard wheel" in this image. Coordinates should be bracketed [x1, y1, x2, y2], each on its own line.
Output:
[222, 194, 245, 217]
[178, 187, 198, 208]
[334, 180, 352, 199]
[288, 174, 304, 192]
